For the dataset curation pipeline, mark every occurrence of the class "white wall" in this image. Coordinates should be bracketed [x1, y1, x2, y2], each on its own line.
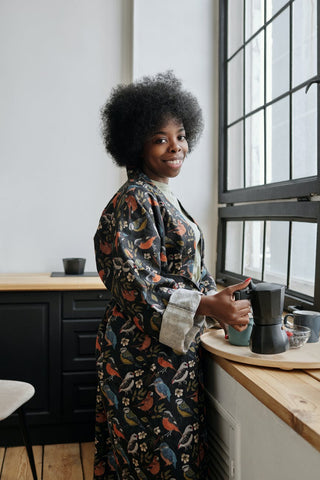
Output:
[0, 0, 126, 273]
[0, 0, 219, 275]
[133, 0, 219, 274]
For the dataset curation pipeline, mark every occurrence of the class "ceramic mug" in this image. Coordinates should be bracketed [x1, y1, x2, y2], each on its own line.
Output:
[63, 257, 86, 275]
[284, 310, 320, 343]
[228, 317, 254, 346]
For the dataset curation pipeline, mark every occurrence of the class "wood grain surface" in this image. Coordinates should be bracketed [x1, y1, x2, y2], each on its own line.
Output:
[0, 443, 93, 480]
[201, 329, 320, 369]
[0, 445, 42, 480]
[43, 443, 83, 480]
[80, 442, 94, 480]
[0, 273, 104, 291]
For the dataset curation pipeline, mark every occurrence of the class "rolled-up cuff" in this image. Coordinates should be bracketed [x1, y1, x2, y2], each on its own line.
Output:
[159, 288, 204, 354]
[207, 289, 217, 296]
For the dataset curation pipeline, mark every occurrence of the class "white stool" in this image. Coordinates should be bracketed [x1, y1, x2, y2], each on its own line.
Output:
[0, 380, 38, 480]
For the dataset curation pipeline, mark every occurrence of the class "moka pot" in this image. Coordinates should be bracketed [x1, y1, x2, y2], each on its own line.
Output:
[235, 281, 289, 354]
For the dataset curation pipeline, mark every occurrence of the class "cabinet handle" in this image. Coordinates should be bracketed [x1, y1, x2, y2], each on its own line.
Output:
[98, 294, 104, 299]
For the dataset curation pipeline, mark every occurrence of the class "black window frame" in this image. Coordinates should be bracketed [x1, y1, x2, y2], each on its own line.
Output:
[217, 0, 320, 310]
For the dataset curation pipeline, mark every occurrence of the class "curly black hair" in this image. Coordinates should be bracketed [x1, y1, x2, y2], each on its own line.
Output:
[100, 71, 204, 168]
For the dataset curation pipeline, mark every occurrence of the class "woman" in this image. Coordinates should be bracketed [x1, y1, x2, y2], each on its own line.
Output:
[94, 72, 251, 480]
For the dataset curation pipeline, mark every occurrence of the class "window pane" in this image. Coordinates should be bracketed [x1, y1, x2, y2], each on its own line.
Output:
[245, 110, 264, 187]
[225, 221, 243, 273]
[243, 221, 264, 279]
[264, 221, 289, 284]
[289, 222, 316, 297]
[245, 0, 264, 40]
[245, 32, 264, 113]
[292, 87, 317, 179]
[266, 97, 290, 183]
[227, 122, 244, 190]
[266, 0, 289, 20]
[228, 0, 244, 57]
[293, 0, 317, 88]
[266, 10, 290, 102]
[228, 52, 244, 124]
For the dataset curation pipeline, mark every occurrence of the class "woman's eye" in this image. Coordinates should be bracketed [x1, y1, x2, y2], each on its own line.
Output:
[155, 138, 166, 144]
[178, 135, 186, 141]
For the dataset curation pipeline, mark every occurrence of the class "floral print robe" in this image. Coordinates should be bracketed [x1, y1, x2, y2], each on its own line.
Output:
[94, 169, 216, 480]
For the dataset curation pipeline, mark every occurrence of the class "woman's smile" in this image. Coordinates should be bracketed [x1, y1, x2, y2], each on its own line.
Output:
[142, 118, 189, 184]
[161, 157, 184, 169]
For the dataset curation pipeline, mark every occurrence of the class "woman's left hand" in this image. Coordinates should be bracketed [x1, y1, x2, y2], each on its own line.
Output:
[197, 279, 252, 332]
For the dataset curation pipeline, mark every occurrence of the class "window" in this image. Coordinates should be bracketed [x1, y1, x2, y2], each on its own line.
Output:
[217, 0, 320, 310]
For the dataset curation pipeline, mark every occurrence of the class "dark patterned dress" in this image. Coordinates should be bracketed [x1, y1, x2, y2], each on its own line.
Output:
[94, 169, 216, 480]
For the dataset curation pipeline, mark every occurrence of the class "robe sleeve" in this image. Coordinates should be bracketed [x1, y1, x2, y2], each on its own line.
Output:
[95, 185, 218, 353]
[159, 288, 203, 353]
[159, 286, 219, 353]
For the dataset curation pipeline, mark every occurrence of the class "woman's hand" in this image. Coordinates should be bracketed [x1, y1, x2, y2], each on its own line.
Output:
[197, 279, 252, 332]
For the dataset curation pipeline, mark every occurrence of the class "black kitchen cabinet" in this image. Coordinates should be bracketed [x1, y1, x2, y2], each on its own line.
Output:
[0, 289, 111, 446]
[0, 292, 61, 425]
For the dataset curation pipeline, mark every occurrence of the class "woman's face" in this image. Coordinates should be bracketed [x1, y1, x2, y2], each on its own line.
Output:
[142, 118, 189, 184]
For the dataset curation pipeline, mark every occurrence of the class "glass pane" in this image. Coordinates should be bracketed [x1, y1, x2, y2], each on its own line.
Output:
[264, 221, 289, 285]
[245, 32, 264, 113]
[266, 97, 290, 183]
[228, 52, 244, 124]
[243, 221, 264, 279]
[293, 0, 317, 88]
[225, 221, 243, 273]
[227, 122, 244, 190]
[266, 0, 289, 20]
[228, 0, 244, 57]
[292, 87, 317, 179]
[266, 10, 289, 102]
[245, 110, 264, 187]
[289, 222, 316, 297]
[245, 0, 264, 40]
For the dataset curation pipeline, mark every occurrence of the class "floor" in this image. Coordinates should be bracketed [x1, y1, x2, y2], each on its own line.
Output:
[0, 442, 94, 480]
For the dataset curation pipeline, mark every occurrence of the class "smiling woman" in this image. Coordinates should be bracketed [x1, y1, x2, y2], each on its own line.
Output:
[142, 118, 188, 183]
[100, 71, 203, 170]
[93, 71, 251, 480]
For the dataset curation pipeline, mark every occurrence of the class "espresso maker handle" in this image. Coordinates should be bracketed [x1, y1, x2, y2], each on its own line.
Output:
[234, 291, 241, 300]
[283, 313, 294, 326]
[234, 288, 251, 301]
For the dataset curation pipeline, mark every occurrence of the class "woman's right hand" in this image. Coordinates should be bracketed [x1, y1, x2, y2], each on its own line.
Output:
[197, 279, 252, 332]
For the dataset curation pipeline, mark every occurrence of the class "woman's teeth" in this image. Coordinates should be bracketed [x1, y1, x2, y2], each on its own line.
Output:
[166, 159, 182, 165]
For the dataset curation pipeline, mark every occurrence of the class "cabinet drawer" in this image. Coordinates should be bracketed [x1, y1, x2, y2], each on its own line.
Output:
[63, 319, 100, 371]
[0, 292, 60, 426]
[62, 372, 97, 422]
[62, 290, 111, 318]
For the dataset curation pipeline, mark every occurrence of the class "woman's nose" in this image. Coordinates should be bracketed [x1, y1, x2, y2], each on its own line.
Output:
[168, 141, 181, 153]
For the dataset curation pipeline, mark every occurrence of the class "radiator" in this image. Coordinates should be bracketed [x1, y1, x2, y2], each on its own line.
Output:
[205, 390, 241, 480]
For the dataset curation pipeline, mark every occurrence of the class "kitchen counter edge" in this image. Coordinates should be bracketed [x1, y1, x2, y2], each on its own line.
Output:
[0, 273, 105, 291]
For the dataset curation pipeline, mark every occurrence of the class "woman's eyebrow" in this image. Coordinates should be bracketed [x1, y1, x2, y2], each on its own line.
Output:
[152, 131, 166, 135]
[152, 127, 185, 136]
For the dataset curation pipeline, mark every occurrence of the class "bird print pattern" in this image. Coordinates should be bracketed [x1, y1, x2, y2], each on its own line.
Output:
[94, 169, 216, 479]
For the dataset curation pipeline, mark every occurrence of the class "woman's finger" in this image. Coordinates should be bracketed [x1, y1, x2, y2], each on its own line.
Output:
[227, 278, 252, 295]
[230, 323, 249, 332]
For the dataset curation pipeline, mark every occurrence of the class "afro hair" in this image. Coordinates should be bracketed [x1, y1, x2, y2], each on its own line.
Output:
[100, 71, 204, 168]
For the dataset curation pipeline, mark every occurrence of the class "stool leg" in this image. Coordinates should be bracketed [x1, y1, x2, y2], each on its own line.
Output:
[17, 406, 38, 480]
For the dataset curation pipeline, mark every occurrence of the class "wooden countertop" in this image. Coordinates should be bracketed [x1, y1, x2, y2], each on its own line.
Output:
[0, 273, 105, 291]
[202, 343, 320, 453]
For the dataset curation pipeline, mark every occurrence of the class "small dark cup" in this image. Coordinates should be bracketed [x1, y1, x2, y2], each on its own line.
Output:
[63, 258, 86, 275]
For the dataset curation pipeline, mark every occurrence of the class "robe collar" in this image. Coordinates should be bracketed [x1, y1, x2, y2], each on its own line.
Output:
[126, 168, 156, 188]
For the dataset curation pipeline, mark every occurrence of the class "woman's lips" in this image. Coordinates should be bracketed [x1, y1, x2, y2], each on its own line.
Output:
[163, 157, 184, 166]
